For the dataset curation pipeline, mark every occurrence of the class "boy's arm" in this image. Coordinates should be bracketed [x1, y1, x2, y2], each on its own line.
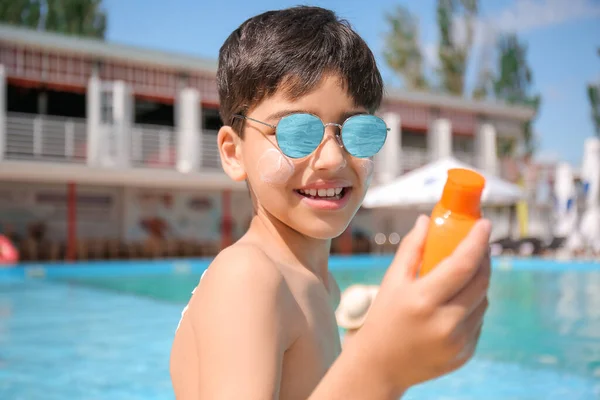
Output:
[186, 246, 294, 399]
[311, 217, 492, 399]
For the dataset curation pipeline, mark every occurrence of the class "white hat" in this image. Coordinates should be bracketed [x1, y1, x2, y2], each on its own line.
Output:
[335, 284, 379, 330]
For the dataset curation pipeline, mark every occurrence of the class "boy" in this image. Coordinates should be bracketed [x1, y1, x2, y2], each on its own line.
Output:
[170, 6, 491, 399]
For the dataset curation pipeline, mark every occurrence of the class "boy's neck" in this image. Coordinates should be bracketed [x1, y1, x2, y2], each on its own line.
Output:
[244, 213, 332, 282]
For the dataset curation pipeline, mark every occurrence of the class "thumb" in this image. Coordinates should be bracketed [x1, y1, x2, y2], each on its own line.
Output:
[388, 215, 430, 280]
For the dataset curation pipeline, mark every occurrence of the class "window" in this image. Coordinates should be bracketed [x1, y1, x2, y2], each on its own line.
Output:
[203, 108, 223, 132]
[402, 129, 427, 149]
[452, 136, 474, 153]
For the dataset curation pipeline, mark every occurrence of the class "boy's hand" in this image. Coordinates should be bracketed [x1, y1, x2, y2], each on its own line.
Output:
[350, 215, 491, 396]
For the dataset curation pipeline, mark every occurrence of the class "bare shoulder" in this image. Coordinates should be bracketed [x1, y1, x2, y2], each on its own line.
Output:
[173, 245, 300, 398]
[201, 243, 285, 292]
[189, 243, 299, 344]
[328, 271, 341, 309]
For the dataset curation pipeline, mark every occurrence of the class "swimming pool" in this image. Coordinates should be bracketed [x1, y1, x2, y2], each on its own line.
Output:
[1, 256, 599, 399]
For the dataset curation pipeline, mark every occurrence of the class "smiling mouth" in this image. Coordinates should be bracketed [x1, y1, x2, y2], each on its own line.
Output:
[294, 187, 350, 200]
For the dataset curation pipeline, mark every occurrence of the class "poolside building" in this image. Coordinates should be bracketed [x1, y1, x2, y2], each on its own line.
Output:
[0, 24, 537, 260]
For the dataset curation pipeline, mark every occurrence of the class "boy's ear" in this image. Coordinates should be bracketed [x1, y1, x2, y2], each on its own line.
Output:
[218, 126, 247, 182]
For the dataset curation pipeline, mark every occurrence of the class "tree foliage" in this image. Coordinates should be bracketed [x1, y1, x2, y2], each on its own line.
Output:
[0, 0, 41, 28]
[492, 33, 541, 156]
[587, 48, 600, 137]
[384, 1, 479, 95]
[383, 5, 429, 91]
[0, 0, 106, 39]
[45, 0, 106, 38]
[436, 0, 478, 96]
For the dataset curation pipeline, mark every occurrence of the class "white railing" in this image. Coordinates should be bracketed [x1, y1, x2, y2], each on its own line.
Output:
[3, 115, 233, 174]
[5, 112, 87, 163]
[201, 130, 222, 170]
[130, 123, 176, 168]
[129, 126, 223, 171]
[1, 116, 485, 178]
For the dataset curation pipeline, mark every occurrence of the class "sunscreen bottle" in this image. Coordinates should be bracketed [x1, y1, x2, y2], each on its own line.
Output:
[419, 168, 486, 276]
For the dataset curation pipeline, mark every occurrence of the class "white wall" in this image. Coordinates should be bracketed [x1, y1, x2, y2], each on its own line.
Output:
[121, 187, 254, 243]
[0, 182, 257, 245]
[0, 182, 121, 241]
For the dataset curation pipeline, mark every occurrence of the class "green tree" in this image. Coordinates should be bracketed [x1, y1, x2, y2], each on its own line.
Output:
[472, 68, 493, 100]
[492, 33, 541, 156]
[0, 0, 106, 39]
[383, 5, 429, 91]
[587, 48, 600, 137]
[471, 32, 495, 101]
[44, 0, 106, 38]
[436, 0, 478, 96]
[588, 86, 600, 137]
[0, 0, 41, 28]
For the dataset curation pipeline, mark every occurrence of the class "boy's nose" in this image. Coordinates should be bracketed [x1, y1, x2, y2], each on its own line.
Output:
[312, 127, 346, 172]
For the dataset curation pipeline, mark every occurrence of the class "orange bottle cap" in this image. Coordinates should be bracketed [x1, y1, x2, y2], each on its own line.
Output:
[440, 168, 486, 217]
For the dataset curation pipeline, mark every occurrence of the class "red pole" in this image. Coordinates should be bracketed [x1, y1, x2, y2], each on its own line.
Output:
[221, 189, 232, 250]
[67, 182, 77, 261]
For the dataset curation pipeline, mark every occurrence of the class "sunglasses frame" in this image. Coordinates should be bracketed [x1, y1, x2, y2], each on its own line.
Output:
[232, 112, 389, 159]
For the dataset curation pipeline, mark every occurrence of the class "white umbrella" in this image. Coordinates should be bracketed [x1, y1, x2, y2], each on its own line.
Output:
[362, 157, 525, 209]
[553, 162, 579, 238]
[579, 137, 600, 251]
[580, 137, 600, 209]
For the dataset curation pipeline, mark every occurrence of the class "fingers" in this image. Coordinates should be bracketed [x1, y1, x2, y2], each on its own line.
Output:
[389, 215, 430, 279]
[445, 251, 491, 319]
[462, 296, 488, 335]
[449, 299, 488, 368]
[452, 320, 484, 368]
[421, 219, 492, 303]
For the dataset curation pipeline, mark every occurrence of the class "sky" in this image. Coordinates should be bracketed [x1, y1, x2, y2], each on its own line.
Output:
[102, 0, 600, 167]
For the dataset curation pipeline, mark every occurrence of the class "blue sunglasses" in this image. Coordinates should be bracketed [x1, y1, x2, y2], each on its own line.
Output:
[233, 113, 389, 159]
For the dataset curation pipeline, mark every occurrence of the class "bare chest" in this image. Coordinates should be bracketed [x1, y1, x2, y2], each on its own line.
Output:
[279, 281, 341, 399]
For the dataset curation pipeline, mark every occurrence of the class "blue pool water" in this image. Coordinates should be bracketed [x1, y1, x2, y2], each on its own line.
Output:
[1, 256, 599, 399]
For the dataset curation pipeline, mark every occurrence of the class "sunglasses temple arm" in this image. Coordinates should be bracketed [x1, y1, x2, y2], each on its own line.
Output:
[247, 120, 290, 159]
[241, 115, 277, 129]
[232, 114, 284, 155]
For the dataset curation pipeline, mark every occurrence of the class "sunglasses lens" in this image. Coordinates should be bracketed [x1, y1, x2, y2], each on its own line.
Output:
[276, 114, 324, 158]
[341, 115, 388, 158]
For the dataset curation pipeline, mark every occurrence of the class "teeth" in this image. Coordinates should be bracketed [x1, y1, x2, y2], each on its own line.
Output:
[298, 187, 346, 199]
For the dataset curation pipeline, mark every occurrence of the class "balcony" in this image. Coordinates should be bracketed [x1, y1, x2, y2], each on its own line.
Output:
[130, 123, 176, 168]
[1, 112, 497, 188]
[0, 112, 239, 190]
[200, 130, 221, 170]
[5, 112, 87, 163]
[3, 112, 225, 171]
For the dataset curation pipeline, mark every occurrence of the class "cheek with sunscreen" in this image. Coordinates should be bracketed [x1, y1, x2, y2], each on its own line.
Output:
[257, 148, 295, 185]
[356, 158, 374, 186]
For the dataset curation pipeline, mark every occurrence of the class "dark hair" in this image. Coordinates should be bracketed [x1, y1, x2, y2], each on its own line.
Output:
[217, 6, 384, 136]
